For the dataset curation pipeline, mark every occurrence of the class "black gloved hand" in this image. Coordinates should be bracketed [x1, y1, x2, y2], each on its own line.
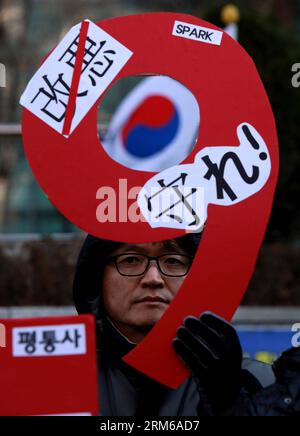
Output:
[173, 312, 243, 414]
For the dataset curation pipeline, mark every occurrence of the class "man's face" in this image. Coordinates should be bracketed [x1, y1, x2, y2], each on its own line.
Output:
[102, 241, 190, 343]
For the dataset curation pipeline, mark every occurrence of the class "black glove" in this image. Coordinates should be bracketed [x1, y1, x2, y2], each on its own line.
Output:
[173, 312, 243, 414]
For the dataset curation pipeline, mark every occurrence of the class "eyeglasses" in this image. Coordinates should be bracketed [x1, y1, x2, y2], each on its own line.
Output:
[106, 253, 193, 277]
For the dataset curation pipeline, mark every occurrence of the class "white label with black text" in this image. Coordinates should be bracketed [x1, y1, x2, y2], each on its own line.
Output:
[138, 123, 271, 232]
[172, 20, 223, 46]
[12, 324, 86, 357]
[20, 20, 133, 136]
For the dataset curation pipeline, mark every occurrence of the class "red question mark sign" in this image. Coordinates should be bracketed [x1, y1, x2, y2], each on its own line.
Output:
[21, 13, 279, 387]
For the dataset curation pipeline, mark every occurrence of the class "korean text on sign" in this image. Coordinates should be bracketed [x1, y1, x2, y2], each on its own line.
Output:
[12, 324, 86, 357]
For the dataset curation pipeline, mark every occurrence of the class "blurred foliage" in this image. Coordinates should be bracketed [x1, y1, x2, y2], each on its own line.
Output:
[0, 236, 83, 305]
[205, 4, 300, 242]
[244, 242, 300, 305]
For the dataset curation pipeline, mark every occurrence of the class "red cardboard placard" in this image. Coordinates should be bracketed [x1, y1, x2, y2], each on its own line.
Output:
[0, 315, 99, 416]
[21, 13, 279, 387]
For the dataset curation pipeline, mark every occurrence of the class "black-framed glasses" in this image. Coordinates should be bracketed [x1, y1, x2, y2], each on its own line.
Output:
[106, 253, 193, 277]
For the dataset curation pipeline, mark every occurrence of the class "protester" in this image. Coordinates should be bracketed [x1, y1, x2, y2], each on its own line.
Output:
[246, 347, 300, 416]
[73, 233, 283, 416]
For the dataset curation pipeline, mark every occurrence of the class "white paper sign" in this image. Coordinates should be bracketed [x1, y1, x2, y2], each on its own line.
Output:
[172, 20, 223, 46]
[138, 123, 271, 231]
[20, 20, 133, 136]
[12, 324, 86, 357]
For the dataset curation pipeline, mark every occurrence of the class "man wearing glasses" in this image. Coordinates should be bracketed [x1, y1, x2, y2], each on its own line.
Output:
[73, 234, 294, 416]
[102, 242, 193, 344]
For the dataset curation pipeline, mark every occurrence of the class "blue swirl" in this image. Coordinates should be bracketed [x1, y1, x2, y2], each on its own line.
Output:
[124, 109, 180, 158]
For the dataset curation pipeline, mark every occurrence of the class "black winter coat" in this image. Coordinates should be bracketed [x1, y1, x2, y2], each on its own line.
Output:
[246, 347, 300, 416]
[73, 235, 300, 416]
[97, 318, 278, 416]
